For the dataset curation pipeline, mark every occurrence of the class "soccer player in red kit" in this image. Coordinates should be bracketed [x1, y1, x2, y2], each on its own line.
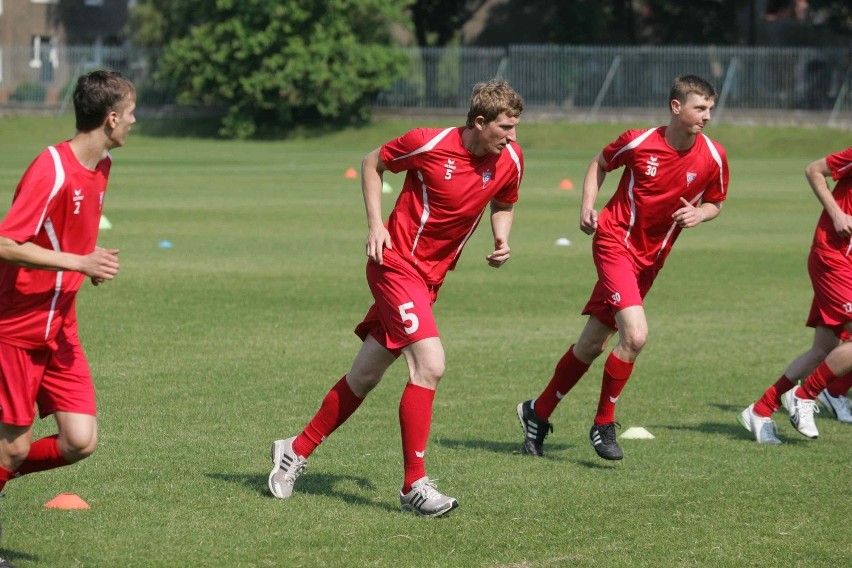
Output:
[0, 71, 135, 508]
[269, 81, 524, 516]
[517, 75, 729, 461]
[739, 147, 852, 443]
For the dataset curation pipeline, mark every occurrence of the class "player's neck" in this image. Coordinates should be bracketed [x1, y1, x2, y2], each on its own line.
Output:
[664, 125, 697, 152]
[69, 132, 110, 170]
[461, 127, 488, 157]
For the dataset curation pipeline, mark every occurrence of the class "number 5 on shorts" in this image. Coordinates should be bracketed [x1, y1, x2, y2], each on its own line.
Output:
[398, 302, 419, 334]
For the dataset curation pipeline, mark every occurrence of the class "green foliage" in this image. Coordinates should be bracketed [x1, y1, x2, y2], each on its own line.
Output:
[129, 0, 411, 138]
[8, 82, 46, 103]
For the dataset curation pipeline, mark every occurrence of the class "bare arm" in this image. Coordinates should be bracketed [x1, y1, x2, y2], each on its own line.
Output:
[0, 237, 119, 283]
[486, 199, 514, 268]
[361, 148, 392, 265]
[806, 157, 852, 238]
[580, 153, 607, 235]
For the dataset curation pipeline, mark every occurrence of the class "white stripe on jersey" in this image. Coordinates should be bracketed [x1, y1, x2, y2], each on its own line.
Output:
[614, 130, 656, 248]
[699, 133, 725, 195]
[611, 128, 656, 161]
[410, 170, 430, 258]
[34, 146, 66, 236]
[42, 218, 64, 340]
[453, 209, 486, 262]
[389, 127, 455, 163]
[506, 143, 522, 187]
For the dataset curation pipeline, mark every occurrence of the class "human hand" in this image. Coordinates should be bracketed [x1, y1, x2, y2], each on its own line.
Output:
[82, 247, 120, 282]
[832, 211, 852, 239]
[486, 239, 510, 268]
[673, 197, 706, 228]
[580, 207, 598, 235]
[365, 227, 392, 265]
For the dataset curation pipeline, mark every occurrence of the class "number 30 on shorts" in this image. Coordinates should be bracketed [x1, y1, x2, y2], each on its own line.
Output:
[398, 302, 419, 334]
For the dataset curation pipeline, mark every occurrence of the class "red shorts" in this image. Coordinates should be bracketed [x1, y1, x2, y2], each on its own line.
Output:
[0, 333, 96, 427]
[807, 246, 852, 337]
[354, 253, 441, 355]
[582, 237, 659, 329]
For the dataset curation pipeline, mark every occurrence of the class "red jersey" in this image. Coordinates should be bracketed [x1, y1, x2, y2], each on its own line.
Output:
[813, 146, 852, 255]
[0, 141, 111, 349]
[380, 127, 523, 285]
[596, 127, 729, 270]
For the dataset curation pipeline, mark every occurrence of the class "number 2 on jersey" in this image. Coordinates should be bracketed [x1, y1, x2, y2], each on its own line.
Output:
[398, 302, 419, 334]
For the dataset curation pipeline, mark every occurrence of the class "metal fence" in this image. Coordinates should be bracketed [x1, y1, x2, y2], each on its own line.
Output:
[1, 43, 850, 125]
[375, 45, 852, 126]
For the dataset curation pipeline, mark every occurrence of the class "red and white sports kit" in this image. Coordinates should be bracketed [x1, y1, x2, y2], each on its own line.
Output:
[0, 141, 110, 426]
[806, 146, 852, 336]
[584, 126, 729, 327]
[355, 126, 523, 351]
[531, 126, 729, 428]
[292, 126, 523, 494]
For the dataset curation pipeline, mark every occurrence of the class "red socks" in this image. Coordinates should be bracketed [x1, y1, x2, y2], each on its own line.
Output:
[534, 345, 591, 420]
[797, 361, 835, 399]
[399, 383, 435, 494]
[594, 352, 634, 425]
[293, 376, 364, 458]
[826, 372, 852, 397]
[16, 435, 68, 476]
[753, 375, 796, 417]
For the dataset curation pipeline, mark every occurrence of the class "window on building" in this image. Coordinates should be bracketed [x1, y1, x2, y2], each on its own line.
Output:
[85, 0, 105, 5]
[30, 0, 60, 5]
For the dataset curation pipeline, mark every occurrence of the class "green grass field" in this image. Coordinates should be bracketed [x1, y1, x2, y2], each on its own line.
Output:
[0, 114, 849, 567]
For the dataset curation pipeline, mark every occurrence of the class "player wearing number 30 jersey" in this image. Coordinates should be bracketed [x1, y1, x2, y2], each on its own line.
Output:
[269, 81, 524, 517]
[518, 75, 729, 463]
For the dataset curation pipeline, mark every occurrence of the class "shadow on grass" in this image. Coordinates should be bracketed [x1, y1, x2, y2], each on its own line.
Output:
[436, 437, 574, 459]
[571, 459, 623, 470]
[205, 472, 398, 513]
[650, 421, 810, 444]
[0, 547, 38, 565]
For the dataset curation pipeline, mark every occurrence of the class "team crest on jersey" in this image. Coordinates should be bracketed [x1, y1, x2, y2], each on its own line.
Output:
[686, 172, 697, 186]
[482, 170, 493, 189]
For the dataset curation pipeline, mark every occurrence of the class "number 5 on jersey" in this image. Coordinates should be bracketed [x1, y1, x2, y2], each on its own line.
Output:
[398, 302, 419, 334]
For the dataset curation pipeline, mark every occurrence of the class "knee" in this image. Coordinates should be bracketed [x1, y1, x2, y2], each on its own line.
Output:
[4, 439, 32, 468]
[412, 360, 445, 388]
[59, 429, 98, 463]
[620, 329, 648, 357]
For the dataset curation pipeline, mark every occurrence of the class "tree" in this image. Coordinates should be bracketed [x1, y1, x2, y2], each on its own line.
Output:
[128, 0, 411, 138]
[409, 0, 487, 46]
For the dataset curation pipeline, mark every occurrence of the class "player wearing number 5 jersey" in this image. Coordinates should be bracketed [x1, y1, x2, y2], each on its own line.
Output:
[269, 81, 524, 516]
[517, 75, 729, 461]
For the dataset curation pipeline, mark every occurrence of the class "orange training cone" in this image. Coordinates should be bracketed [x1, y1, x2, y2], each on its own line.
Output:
[44, 493, 90, 510]
[559, 178, 574, 190]
[344, 167, 358, 179]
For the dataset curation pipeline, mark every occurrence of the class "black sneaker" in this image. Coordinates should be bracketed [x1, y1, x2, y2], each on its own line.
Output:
[589, 422, 623, 460]
[517, 400, 553, 457]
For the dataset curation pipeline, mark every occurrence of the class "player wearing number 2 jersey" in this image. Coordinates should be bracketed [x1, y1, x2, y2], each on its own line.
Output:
[0, 71, 135, 516]
[517, 75, 729, 461]
[269, 81, 524, 516]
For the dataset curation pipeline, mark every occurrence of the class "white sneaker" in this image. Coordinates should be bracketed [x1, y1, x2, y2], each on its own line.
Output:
[399, 477, 458, 517]
[737, 404, 782, 444]
[782, 389, 820, 439]
[268, 437, 308, 499]
[817, 389, 852, 424]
